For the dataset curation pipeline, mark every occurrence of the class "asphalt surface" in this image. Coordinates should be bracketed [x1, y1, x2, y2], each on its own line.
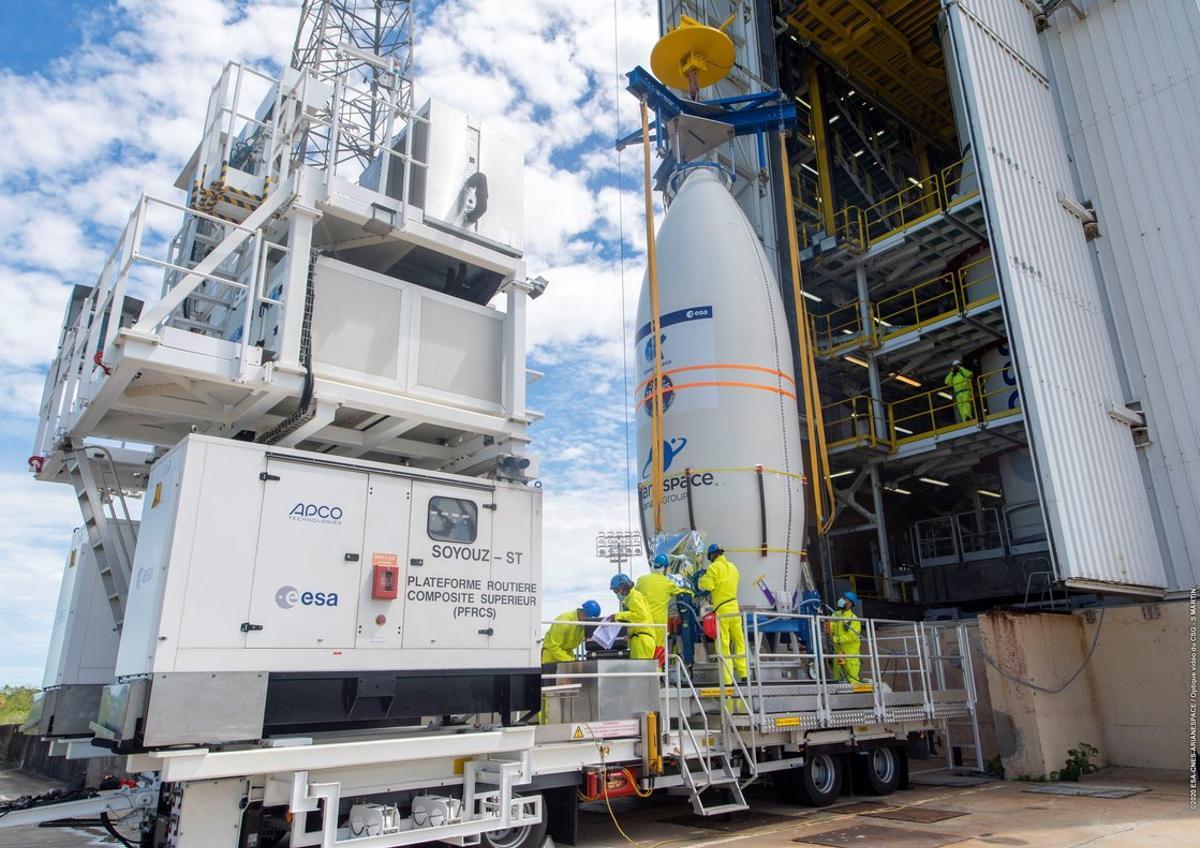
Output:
[0, 764, 1194, 846]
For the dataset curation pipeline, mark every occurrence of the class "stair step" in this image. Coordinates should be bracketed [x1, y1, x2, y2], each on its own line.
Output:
[692, 802, 750, 817]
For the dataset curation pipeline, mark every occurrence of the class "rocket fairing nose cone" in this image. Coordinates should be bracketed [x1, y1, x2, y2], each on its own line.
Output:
[636, 168, 810, 608]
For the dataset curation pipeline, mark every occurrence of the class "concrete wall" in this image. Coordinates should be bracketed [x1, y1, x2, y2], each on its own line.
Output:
[979, 600, 1192, 777]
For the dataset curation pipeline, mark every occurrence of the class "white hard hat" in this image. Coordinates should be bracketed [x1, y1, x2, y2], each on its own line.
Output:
[952, 359, 962, 366]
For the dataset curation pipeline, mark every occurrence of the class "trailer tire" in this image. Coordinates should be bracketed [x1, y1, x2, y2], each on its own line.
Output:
[480, 795, 547, 848]
[780, 753, 842, 807]
[854, 746, 901, 796]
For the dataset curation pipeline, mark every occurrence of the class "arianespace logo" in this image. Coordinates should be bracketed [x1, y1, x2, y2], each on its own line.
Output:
[642, 437, 687, 478]
[288, 502, 344, 524]
[275, 584, 340, 608]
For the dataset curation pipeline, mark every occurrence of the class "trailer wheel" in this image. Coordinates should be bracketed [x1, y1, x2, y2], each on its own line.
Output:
[480, 795, 547, 848]
[780, 753, 842, 807]
[854, 746, 901, 796]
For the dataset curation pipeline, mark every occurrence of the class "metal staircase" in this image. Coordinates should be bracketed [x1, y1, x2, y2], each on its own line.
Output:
[668, 659, 753, 816]
[66, 446, 138, 629]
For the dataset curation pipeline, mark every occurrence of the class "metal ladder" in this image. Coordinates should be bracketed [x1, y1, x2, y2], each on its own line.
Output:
[669, 658, 752, 816]
[66, 447, 138, 629]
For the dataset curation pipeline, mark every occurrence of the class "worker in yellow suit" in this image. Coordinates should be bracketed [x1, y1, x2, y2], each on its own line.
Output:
[698, 544, 747, 684]
[637, 554, 687, 651]
[611, 574, 656, 660]
[829, 590, 862, 683]
[944, 359, 976, 422]
[541, 600, 601, 664]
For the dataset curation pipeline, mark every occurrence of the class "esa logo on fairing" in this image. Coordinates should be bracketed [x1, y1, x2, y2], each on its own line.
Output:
[288, 502, 344, 524]
[275, 584, 339, 608]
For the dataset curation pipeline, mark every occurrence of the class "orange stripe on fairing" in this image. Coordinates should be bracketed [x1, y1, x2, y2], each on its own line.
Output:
[635, 380, 798, 409]
[635, 363, 797, 392]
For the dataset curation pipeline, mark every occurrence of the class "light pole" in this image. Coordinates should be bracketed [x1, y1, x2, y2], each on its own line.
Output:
[595, 529, 644, 575]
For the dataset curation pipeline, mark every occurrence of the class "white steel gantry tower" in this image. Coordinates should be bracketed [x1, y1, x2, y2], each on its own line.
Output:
[30, 0, 538, 630]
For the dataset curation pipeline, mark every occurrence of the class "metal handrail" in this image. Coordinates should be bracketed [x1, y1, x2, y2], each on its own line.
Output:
[874, 272, 960, 341]
[822, 394, 891, 450]
[812, 301, 871, 354]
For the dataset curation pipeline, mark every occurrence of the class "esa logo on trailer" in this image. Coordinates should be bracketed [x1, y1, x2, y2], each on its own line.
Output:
[288, 502, 344, 524]
[275, 584, 339, 609]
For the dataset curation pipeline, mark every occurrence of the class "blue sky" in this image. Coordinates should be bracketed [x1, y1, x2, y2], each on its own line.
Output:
[0, 0, 657, 684]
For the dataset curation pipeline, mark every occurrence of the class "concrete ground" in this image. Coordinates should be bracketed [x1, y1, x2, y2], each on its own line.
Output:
[0, 764, 1194, 847]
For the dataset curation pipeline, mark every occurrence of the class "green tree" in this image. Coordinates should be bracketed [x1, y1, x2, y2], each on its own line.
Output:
[0, 686, 38, 725]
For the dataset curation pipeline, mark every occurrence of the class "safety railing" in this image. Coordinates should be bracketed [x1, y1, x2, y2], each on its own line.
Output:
[874, 273, 960, 343]
[812, 154, 977, 253]
[32, 191, 289, 461]
[835, 572, 909, 604]
[823, 395, 890, 451]
[957, 254, 999, 311]
[736, 611, 972, 729]
[861, 176, 943, 246]
[812, 301, 871, 355]
[913, 508, 1006, 567]
[941, 155, 980, 207]
[821, 365, 1022, 455]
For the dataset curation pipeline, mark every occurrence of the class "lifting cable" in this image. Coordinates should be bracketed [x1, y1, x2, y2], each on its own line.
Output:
[640, 99, 667, 534]
[778, 130, 837, 534]
[612, 0, 636, 536]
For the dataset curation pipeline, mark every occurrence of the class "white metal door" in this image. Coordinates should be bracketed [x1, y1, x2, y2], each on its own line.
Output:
[245, 459, 369, 649]
[945, 0, 1166, 591]
[402, 481, 495, 651]
[486, 486, 540, 652]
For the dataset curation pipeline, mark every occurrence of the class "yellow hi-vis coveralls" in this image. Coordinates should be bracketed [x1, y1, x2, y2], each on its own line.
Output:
[944, 365, 976, 422]
[615, 587, 656, 660]
[830, 608, 862, 683]
[636, 572, 686, 649]
[541, 610, 584, 664]
[698, 555, 747, 684]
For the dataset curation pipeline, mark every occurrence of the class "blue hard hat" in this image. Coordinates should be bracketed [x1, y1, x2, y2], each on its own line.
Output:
[842, 590, 860, 605]
[581, 600, 601, 619]
[706, 543, 721, 555]
[653, 553, 670, 568]
[610, 573, 634, 591]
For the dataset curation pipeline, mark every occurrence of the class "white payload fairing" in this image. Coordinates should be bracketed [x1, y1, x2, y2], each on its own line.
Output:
[636, 168, 812, 609]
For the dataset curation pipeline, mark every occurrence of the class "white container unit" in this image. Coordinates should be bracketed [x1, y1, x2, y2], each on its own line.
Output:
[635, 169, 810, 608]
[101, 434, 542, 747]
[24, 528, 125, 737]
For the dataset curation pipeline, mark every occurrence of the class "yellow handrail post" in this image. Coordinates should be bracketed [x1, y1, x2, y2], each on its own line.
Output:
[805, 63, 836, 236]
[640, 99, 666, 534]
[779, 130, 836, 535]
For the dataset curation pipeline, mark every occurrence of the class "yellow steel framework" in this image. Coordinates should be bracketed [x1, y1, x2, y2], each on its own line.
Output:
[800, 154, 979, 251]
[812, 255, 997, 355]
[785, 0, 954, 146]
[823, 367, 1022, 452]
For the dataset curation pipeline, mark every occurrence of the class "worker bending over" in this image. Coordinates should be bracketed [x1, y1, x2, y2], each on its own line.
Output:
[829, 590, 862, 683]
[541, 600, 601, 664]
[697, 544, 747, 684]
[944, 359, 975, 422]
[637, 554, 687, 652]
[610, 574, 656, 660]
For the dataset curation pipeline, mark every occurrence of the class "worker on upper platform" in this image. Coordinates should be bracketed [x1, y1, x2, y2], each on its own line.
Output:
[541, 600, 601, 664]
[829, 590, 862, 683]
[637, 554, 687, 651]
[944, 359, 976, 422]
[697, 544, 746, 684]
[611, 573, 656, 660]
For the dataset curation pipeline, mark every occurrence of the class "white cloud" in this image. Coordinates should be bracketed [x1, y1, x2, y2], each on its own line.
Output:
[0, 0, 662, 681]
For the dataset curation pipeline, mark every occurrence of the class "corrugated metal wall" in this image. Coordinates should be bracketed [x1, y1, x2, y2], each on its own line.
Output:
[1041, 0, 1200, 592]
[945, 0, 1167, 591]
